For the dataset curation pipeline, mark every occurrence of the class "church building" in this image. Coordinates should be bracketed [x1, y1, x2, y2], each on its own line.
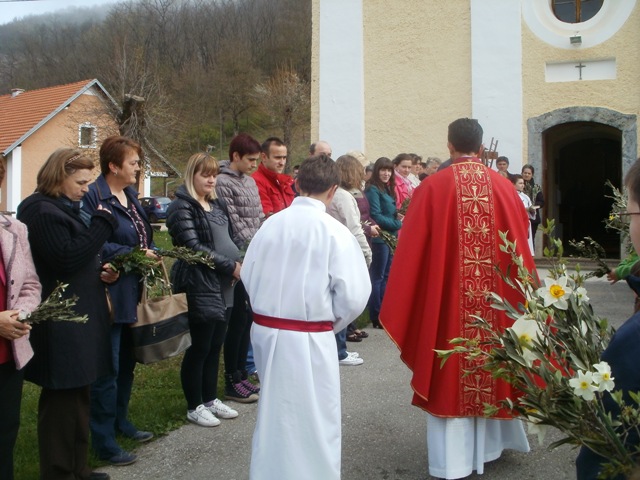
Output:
[311, 0, 639, 257]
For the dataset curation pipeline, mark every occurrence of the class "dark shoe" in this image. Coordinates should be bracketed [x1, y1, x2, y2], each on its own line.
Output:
[346, 332, 362, 342]
[356, 330, 369, 338]
[225, 381, 259, 403]
[241, 378, 260, 394]
[90, 472, 110, 480]
[129, 430, 154, 443]
[372, 323, 383, 329]
[106, 451, 137, 466]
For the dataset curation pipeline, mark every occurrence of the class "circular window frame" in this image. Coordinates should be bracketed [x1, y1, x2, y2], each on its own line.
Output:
[551, 0, 604, 24]
[522, 0, 636, 49]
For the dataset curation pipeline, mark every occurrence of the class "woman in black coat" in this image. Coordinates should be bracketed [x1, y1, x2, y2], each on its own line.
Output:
[17, 148, 118, 480]
[166, 152, 244, 427]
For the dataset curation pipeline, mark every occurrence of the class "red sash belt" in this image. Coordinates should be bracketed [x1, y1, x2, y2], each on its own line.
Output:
[253, 313, 333, 332]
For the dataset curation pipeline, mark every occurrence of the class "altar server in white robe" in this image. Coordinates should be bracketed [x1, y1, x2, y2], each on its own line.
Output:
[241, 154, 371, 480]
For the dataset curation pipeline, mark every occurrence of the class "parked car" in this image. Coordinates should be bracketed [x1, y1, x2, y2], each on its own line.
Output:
[140, 196, 171, 222]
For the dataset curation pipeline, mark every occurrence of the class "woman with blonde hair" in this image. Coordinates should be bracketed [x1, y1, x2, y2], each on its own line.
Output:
[166, 153, 242, 427]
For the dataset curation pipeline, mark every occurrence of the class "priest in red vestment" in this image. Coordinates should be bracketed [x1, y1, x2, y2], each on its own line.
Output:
[381, 118, 537, 479]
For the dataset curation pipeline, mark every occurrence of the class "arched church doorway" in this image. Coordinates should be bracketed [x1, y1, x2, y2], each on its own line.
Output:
[543, 122, 622, 258]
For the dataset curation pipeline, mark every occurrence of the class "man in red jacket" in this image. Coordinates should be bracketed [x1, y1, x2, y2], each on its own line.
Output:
[252, 137, 295, 217]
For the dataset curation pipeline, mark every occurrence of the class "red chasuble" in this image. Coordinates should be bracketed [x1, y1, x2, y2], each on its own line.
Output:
[380, 158, 537, 419]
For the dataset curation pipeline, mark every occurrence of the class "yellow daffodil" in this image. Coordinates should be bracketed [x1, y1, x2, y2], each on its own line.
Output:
[537, 276, 573, 310]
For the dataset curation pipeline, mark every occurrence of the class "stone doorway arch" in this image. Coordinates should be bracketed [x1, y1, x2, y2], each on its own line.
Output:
[527, 107, 637, 258]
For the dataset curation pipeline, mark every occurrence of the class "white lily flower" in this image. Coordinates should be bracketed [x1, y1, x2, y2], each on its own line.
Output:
[574, 286, 590, 305]
[537, 276, 573, 310]
[569, 370, 598, 401]
[526, 415, 547, 445]
[509, 317, 542, 366]
[592, 362, 615, 392]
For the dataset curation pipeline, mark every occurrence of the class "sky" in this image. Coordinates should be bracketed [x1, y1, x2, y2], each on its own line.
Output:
[0, 0, 125, 25]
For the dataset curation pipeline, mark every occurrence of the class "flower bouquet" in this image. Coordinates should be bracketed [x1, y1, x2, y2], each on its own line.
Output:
[362, 220, 398, 253]
[436, 222, 640, 479]
[19, 282, 88, 324]
[568, 181, 631, 278]
[110, 246, 216, 289]
[603, 180, 632, 253]
[568, 236, 611, 279]
[398, 196, 411, 216]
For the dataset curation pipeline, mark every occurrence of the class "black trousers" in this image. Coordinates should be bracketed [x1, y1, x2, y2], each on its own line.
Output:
[223, 282, 253, 379]
[181, 309, 230, 410]
[38, 385, 92, 480]
[0, 361, 23, 480]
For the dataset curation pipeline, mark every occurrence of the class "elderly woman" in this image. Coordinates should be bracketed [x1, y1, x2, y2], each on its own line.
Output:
[83, 136, 155, 466]
[17, 148, 118, 480]
[167, 153, 242, 426]
[0, 161, 41, 480]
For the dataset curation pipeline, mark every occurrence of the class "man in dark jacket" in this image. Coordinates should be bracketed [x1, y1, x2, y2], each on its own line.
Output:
[216, 134, 264, 403]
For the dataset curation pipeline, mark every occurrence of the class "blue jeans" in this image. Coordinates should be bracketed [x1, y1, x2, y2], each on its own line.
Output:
[335, 328, 348, 361]
[369, 242, 392, 325]
[90, 324, 137, 459]
[246, 344, 256, 375]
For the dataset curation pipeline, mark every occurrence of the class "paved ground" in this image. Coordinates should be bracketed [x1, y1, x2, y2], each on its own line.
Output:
[98, 274, 634, 480]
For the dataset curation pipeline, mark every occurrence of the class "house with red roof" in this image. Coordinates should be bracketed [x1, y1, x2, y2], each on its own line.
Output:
[0, 79, 179, 213]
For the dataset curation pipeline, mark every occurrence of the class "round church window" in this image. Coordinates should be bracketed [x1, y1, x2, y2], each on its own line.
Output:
[552, 0, 604, 24]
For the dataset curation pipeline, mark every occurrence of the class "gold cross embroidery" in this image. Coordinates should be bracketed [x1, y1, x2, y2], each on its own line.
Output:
[461, 184, 489, 214]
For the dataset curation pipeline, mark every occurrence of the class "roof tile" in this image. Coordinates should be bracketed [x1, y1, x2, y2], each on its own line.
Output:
[0, 79, 94, 154]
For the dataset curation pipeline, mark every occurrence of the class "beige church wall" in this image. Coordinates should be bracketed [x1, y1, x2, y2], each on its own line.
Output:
[19, 92, 118, 201]
[361, 1, 472, 161]
[312, 0, 473, 162]
[521, 5, 640, 161]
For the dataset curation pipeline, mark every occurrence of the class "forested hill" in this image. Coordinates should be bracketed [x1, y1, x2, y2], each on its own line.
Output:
[0, 0, 311, 164]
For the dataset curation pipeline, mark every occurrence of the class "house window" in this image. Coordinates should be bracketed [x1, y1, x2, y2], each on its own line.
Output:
[78, 123, 97, 148]
[552, 0, 604, 24]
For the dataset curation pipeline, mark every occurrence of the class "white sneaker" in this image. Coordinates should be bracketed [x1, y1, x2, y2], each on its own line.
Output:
[187, 404, 221, 427]
[207, 399, 238, 419]
[346, 351, 360, 358]
[339, 351, 364, 366]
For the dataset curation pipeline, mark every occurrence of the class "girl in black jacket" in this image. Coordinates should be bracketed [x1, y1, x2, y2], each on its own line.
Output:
[166, 153, 245, 427]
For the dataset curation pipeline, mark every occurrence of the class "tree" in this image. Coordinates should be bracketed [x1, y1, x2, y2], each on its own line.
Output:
[253, 64, 310, 152]
[211, 37, 262, 136]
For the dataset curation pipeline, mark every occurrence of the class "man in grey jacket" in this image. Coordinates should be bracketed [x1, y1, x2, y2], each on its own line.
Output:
[216, 133, 264, 403]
